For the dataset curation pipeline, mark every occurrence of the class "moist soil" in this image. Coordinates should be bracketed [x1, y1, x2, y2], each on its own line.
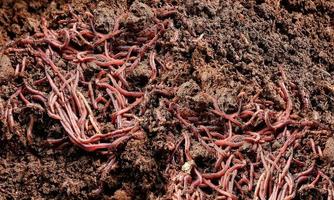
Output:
[0, 0, 333, 199]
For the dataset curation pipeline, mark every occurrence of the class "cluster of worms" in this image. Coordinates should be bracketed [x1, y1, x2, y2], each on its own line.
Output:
[0, 7, 171, 156]
[0, 4, 333, 200]
[164, 78, 334, 199]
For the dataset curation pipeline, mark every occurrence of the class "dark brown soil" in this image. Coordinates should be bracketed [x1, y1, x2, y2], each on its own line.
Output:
[0, 0, 333, 199]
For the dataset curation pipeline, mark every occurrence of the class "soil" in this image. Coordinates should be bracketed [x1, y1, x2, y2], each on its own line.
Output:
[0, 0, 333, 199]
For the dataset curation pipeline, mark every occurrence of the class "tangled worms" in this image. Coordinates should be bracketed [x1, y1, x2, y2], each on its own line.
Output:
[0, 3, 333, 200]
[0, 6, 170, 155]
[165, 79, 334, 199]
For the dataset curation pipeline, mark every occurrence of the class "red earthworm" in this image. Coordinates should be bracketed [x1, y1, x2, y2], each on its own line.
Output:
[238, 176, 250, 187]
[60, 74, 76, 91]
[261, 163, 272, 199]
[295, 175, 308, 187]
[198, 137, 215, 153]
[242, 110, 262, 128]
[202, 155, 234, 179]
[114, 46, 136, 75]
[62, 53, 76, 60]
[49, 92, 59, 113]
[223, 161, 246, 190]
[56, 103, 76, 136]
[64, 102, 82, 137]
[249, 163, 254, 191]
[264, 156, 279, 170]
[269, 184, 279, 200]
[310, 138, 318, 155]
[139, 33, 160, 57]
[113, 51, 130, 59]
[88, 82, 98, 109]
[95, 95, 107, 106]
[209, 131, 226, 139]
[106, 88, 122, 127]
[274, 134, 296, 163]
[77, 91, 99, 134]
[215, 139, 244, 148]
[244, 131, 261, 143]
[202, 179, 237, 200]
[278, 154, 293, 188]
[94, 29, 123, 46]
[285, 173, 295, 196]
[76, 91, 89, 128]
[7, 107, 15, 131]
[116, 45, 141, 52]
[264, 110, 275, 130]
[126, 57, 141, 73]
[26, 103, 45, 111]
[318, 146, 323, 157]
[20, 56, 27, 73]
[71, 87, 85, 117]
[85, 126, 137, 144]
[24, 84, 45, 97]
[96, 82, 125, 108]
[182, 132, 192, 161]
[45, 70, 63, 98]
[292, 158, 305, 167]
[34, 50, 68, 84]
[199, 125, 212, 139]
[308, 171, 321, 188]
[76, 51, 95, 62]
[278, 81, 292, 119]
[26, 115, 35, 144]
[5, 47, 27, 53]
[107, 74, 144, 97]
[47, 110, 62, 120]
[47, 137, 67, 145]
[33, 77, 48, 85]
[79, 29, 95, 38]
[254, 171, 265, 199]
[296, 161, 315, 178]
[277, 183, 287, 200]
[111, 97, 143, 123]
[72, 26, 92, 47]
[211, 109, 242, 127]
[230, 171, 238, 192]
[19, 92, 30, 105]
[192, 168, 203, 187]
[149, 51, 157, 81]
[214, 154, 225, 170]
[14, 64, 20, 76]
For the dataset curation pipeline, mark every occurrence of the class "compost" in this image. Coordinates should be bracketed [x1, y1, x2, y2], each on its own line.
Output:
[0, 0, 333, 199]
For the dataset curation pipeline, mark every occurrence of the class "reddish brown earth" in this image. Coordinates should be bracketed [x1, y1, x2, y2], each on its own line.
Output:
[0, 0, 333, 199]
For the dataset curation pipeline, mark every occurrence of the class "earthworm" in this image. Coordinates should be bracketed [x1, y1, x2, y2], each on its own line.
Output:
[202, 179, 237, 200]
[222, 161, 246, 190]
[296, 161, 315, 178]
[202, 155, 234, 179]
[318, 146, 323, 157]
[278, 154, 293, 188]
[108, 74, 144, 97]
[14, 64, 20, 76]
[111, 97, 143, 123]
[94, 30, 123, 46]
[183, 132, 192, 161]
[308, 171, 321, 188]
[310, 138, 318, 155]
[149, 51, 157, 81]
[26, 115, 35, 144]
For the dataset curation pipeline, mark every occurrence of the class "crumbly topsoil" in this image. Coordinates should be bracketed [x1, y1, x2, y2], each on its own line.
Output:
[0, 0, 333, 199]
